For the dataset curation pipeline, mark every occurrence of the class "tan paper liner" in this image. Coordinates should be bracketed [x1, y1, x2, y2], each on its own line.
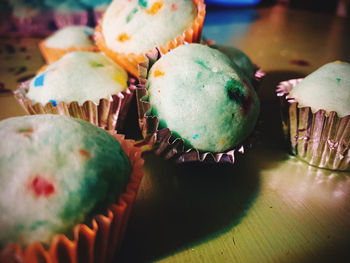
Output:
[14, 79, 137, 131]
[276, 79, 350, 171]
[39, 40, 99, 64]
[135, 63, 264, 163]
[0, 133, 144, 263]
[94, 0, 206, 78]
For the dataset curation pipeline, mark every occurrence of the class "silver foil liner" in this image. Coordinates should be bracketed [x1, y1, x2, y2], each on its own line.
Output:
[136, 64, 264, 164]
[277, 79, 350, 171]
[14, 79, 137, 131]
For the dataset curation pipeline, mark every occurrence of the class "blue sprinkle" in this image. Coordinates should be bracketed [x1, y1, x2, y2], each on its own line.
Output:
[49, 100, 57, 107]
[34, 74, 45, 87]
[127, 80, 130, 86]
[193, 134, 199, 140]
[84, 29, 93, 36]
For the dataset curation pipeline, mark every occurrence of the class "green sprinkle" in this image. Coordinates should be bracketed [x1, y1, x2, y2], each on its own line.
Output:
[196, 71, 202, 79]
[194, 59, 211, 71]
[138, 0, 148, 8]
[91, 62, 104, 67]
[126, 8, 139, 23]
[30, 221, 48, 231]
[336, 78, 341, 83]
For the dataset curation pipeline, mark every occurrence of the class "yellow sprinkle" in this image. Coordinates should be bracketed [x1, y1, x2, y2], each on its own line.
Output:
[114, 74, 127, 86]
[118, 33, 131, 42]
[220, 139, 225, 144]
[154, 70, 165, 77]
[333, 60, 345, 64]
[146, 1, 163, 15]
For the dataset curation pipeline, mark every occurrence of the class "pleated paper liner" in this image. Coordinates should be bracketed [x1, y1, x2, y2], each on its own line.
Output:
[135, 65, 264, 163]
[0, 133, 144, 263]
[14, 79, 137, 131]
[95, 0, 206, 78]
[39, 40, 99, 64]
[277, 79, 350, 171]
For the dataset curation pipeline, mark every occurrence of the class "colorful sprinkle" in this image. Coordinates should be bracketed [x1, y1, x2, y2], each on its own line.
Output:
[195, 59, 211, 71]
[138, 0, 148, 8]
[91, 61, 104, 67]
[154, 70, 165, 77]
[118, 33, 131, 42]
[126, 8, 139, 23]
[157, 89, 160, 93]
[336, 78, 341, 83]
[114, 74, 127, 86]
[34, 73, 45, 87]
[146, 1, 163, 15]
[79, 149, 90, 158]
[83, 28, 93, 35]
[193, 134, 199, 140]
[220, 139, 225, 144]
[30, 175, 55, 197]
[17, 127, 33, 138]
[49, 100, 57, 107]
[171, 3, 178, 11]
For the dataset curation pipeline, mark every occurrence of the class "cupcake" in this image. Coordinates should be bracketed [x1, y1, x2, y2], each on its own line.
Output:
[277, 61, 350, 171]
[45, 0, 88, 29]
[39, 25, 98, 64]
[0, 114, 144, 262]
[138, 44, 260, 163]
[14, 51, 136, 130]
[95, 0, 206, 77]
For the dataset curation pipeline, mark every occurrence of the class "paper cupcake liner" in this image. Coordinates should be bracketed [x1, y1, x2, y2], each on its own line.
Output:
[277, 79, 350, 171]
[135, 65, 263, 163]
[39, 40, 99, 64]
[54, 11, 89, 29]
[0, 133, 144, 263]
[13, 79, 137, 131]
[95, 0, 206, 78]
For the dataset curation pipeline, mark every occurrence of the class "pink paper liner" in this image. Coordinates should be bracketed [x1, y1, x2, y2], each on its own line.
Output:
[0, 133, 144, 263]
[277, 79, 350, 171]
[135, 63, 264, 163]
[13, 78, 137, 131]
[11, 12, 53, 37]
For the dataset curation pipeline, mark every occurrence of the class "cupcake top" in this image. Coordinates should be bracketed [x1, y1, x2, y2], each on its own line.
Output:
[147, 44, 260, 152]
[44, 26, 95, 48]
[211, 45, 255, 80]
[26, 51, 128, 105]
[289, 61, 350, 117]
[0, 114, 131, 246]
[101, 0, 197, 54]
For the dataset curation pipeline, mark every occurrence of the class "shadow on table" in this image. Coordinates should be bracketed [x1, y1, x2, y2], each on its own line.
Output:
[115, 70, 303, 262]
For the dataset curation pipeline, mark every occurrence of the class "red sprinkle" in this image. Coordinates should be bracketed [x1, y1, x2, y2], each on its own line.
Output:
[79, 149, 90, 158]
[171, 3, 178, 11]
[30, 175, 55, 197]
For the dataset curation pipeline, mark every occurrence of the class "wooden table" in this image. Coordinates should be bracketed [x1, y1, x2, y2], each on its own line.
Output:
[1, 4, 350, 263]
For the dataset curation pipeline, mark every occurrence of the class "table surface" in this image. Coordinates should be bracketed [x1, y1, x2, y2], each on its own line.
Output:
[1, 4, 350, 263]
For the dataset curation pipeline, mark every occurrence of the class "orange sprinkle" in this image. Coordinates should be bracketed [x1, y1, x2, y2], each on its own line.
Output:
[79, 149, 90, 158]
[154, 70, 165, 77]
[220, 139, 225, 144]
[118, 33, 131, 42]
[157, 90, 160, 93]
[146, 1, 163, 15]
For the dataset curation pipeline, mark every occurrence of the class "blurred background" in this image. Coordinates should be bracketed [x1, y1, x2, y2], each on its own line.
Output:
[0, 0, 348, 37]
